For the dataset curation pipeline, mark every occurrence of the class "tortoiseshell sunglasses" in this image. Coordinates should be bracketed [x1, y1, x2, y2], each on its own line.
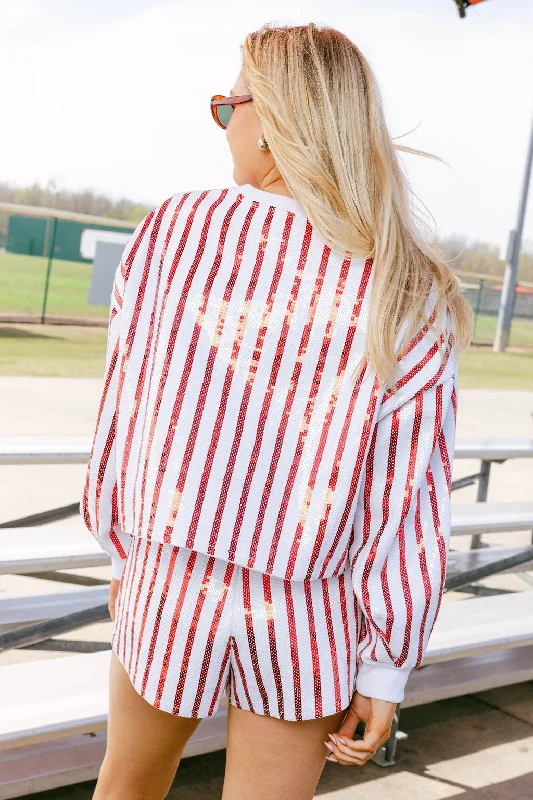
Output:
[210, 94, 253, 129]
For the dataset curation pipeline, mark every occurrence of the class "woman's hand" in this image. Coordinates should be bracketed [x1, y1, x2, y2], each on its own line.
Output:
[324, 691, 397, 766]
[108, 577, 121, 622]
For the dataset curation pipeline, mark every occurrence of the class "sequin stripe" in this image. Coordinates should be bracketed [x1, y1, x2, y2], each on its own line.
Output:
[94, 411, 117, 538]
[123, 536, 151, 672]
[245, 221, 317, 568]
[149, 196, 244, 540]
[186, 206, 275, 548]
[230, 635, 255, 711]
[168, 201, 259, 543]
[241, 568, 270, 715]
[111, 535, 137, 654]
[191, 560, 236, 717]
[141, 545, 181, 702]
[160, 194, 244, 536]
[231, 667, 242, 709]
[438, 426, 452, 492]
[307, 364, 371, 579]
[317, 372, 380, 579]
[208, 211, 296, 557]
[413, 490, 433, 666]
[112, 282, 122, 310]
[348, 416, 378, 573]
[136, 191, 194, 534]
[409, 383, 446, 669]
[338, 574, 353, 698]
[266, 248, 349, 575]
[451, 380, 458, 421]
[118, 200, 173, 530]
[137, 191, 214, 531]
[114, 535, 142, 661]
[130, 539, 165, 682]
[382, 329, 454, 404]
[81, 338, 120, 538]
[208, 638, 232, 716]
[396, 300, 439, 362]
[425, 463, 447, 634]
[140, 191, 228, 534]
[287, 258, 374, 580]
[303, 581, 322, 717]
[321, 580, 342, 712]
[393, 391, 425, 668]
[360, 407, 400, 646]
[172, 556, 217, 714]
[263, 573, 286, 718]
[122, 211, 156, 282]
[152, 548, 198, 701]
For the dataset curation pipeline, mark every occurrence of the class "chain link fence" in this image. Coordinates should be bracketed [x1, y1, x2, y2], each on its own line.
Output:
[457, 270, 533, 347]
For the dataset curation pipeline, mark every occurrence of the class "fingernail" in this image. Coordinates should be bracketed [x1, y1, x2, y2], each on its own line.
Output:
[326, 755, 338, 762]
[337, 737, 346, 745]
[324, 741, 335, 752]
[327, 733, 337, 744]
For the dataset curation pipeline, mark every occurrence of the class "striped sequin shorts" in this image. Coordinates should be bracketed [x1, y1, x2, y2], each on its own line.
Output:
[111, 534, 360, 721]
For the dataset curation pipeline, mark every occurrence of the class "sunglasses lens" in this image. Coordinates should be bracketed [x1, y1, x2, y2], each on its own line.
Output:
[217, 104, 233, 128]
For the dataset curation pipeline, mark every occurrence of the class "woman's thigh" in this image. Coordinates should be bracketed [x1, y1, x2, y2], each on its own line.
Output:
[94, 650, 202, 800]
[222, 703, 346, 800]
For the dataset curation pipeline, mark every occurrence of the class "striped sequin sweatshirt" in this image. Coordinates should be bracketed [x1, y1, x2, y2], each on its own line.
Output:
[80, 182, 458, 702]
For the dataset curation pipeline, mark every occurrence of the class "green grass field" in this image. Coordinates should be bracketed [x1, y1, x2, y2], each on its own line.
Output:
[0, 251, 110, 320]
[1, 321, 532, 388]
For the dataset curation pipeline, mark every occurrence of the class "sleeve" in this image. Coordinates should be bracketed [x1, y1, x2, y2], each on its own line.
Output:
[349, 303, 458, 703]
[80, 214, 153, 581]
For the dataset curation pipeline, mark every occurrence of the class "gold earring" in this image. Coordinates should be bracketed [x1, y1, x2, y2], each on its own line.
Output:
[258, 133, 269, 151]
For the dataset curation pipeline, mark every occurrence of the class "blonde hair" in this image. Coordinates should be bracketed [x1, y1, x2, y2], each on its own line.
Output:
[241, 22, 473, 388]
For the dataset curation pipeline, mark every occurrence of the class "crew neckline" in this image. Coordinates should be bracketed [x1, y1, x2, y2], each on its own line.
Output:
[236, 183, 304, 213]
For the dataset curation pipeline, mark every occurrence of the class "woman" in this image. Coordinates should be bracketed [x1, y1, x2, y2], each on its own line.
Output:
[81, 21, 473, 800]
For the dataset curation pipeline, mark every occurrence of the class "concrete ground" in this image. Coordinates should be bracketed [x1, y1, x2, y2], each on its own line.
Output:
[1, 377, 533, 798]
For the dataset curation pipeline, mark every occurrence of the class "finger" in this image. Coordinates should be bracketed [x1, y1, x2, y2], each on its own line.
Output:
[324, 742, 368, 767]
[326, 733, 374, 760]
[335, 702, 362, 740]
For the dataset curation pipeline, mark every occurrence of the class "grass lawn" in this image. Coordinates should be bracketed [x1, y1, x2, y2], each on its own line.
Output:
[1, 322, 532, 388]
[0, 251, 110, 320]
[473, 313, 533, 348]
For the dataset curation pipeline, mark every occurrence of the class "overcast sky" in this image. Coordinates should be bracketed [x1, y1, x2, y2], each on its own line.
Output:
[1, 0, 532, 249]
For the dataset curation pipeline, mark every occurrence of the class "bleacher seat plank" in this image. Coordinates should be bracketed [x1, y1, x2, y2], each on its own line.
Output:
[450, 501, 533, 536]
[447, 546, 533, 576]
[0, 436, 92, 466]
[423, 591, 533, 663]
[0, 586, 108, 628]
[0, 527, 107, 576]
[403, 644, 533, 708]
[454, 438, 533, 461]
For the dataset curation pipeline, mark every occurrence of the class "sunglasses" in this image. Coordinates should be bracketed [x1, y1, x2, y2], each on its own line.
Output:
[210, 94, 253, 129]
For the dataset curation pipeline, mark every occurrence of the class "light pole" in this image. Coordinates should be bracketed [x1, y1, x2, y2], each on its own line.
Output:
[493, 111, 533, 352]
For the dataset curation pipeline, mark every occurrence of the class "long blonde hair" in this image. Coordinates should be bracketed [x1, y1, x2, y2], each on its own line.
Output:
[241, 22, 474, 388]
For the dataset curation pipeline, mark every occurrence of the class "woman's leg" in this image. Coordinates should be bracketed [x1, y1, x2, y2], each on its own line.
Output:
[222, 703, 346, 800]
[93, 651, 202, 800]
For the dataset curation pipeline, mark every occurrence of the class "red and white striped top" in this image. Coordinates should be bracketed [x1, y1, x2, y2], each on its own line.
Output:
[81, 182, 458, 701]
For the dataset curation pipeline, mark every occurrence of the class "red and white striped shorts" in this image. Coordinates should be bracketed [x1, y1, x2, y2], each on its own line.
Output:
[111, 534, 360, 721]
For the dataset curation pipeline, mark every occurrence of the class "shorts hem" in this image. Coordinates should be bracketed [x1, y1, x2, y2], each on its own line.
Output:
[110, 640, 224, 720]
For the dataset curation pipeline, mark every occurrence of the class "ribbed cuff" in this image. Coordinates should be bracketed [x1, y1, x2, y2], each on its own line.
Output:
[355, 661, 412, 703]
[110, 555, 127, 581]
